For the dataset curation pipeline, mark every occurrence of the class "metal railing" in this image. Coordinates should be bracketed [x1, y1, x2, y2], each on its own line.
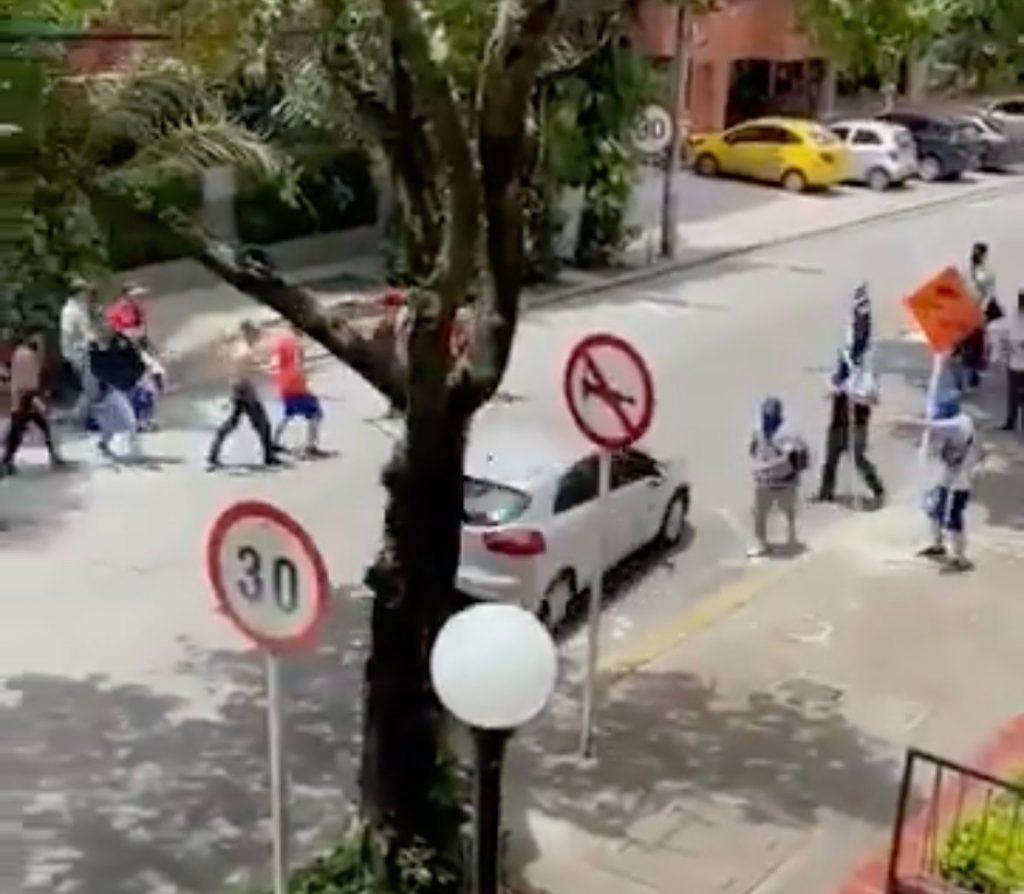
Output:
[886, 747, 1024, 894]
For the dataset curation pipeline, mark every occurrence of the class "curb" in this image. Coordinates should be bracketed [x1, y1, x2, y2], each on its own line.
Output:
[835, 713, 1024, 894]
[159, 175, 1023, 398]
[526, 175, 1024, 309]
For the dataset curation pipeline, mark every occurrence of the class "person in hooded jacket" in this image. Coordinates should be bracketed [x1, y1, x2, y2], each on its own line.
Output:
[907, 394, 979, 572]
[748, 396, 809, 558]
[815, 319, 885, 505]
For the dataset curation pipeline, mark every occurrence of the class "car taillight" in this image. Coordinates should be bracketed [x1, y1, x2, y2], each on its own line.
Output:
[483, 529, 546, 557]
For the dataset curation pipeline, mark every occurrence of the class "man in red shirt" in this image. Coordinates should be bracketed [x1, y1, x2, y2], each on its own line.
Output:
[271, 323, 326, 458]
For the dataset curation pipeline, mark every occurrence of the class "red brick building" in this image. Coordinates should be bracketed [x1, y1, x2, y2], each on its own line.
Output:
[633, 0, 827, 131]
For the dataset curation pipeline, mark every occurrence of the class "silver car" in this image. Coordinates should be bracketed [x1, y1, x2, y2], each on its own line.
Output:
[985, 97, 1024, 142]
[830, 119, 918, 190]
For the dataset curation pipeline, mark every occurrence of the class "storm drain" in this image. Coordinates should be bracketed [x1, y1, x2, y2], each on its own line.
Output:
[772, 676, 845, 711]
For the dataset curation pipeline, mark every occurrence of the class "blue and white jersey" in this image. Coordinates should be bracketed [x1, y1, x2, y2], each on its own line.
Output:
[927, 412, 978, 491]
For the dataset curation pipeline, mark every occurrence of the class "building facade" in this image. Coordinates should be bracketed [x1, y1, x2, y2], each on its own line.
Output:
[633, 0, 826, 132]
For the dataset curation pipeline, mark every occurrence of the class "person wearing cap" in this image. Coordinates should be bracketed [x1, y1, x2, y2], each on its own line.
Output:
[106, 284, 164, 430]
[909, 394, 979, 572]
[990, 289, 1024, 433]
[748, 396, 809, 558]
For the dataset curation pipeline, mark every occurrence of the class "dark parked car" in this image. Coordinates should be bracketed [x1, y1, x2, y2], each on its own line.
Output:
[877, 111, 979, 181]
[955, 114, 1024, 171]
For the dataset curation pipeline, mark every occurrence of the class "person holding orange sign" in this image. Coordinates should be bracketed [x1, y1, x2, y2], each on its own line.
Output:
[956, 242, 1001, 390]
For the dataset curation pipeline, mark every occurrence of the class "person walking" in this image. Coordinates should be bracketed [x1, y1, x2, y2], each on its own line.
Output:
[60, 281, 96, 425]
[270, 323, 326, 458]
[88, 325, 146, 461]
[1, 329, 64, 475]
[815, 351, 885, 505]
[816, 283, 885, 505]
[991, 289, 1024, 433]
[748, 396, 809, 558]
[207, 321, 282, 471]
[913, 394, 980, 572]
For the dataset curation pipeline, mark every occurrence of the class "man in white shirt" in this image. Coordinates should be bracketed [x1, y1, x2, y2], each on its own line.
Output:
[60, 281, 96, 425]
[991, 289, 1024, 432]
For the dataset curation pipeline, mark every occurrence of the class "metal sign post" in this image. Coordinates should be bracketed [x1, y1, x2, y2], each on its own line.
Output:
[205, 500, 330, 894]
[265, 651, 289, 894]
[580, 448, 611, 757]
[563, 333, 655, 757]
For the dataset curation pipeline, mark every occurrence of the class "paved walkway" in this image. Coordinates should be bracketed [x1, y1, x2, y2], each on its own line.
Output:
[505, 455, 1024, 894]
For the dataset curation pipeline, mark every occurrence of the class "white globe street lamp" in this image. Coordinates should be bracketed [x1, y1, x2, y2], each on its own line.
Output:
[431, 603, 558, 894]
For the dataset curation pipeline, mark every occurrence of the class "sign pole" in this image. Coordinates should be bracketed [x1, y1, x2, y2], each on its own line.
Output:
[265, 650, 289, 894]
[580, 448, 611, 758]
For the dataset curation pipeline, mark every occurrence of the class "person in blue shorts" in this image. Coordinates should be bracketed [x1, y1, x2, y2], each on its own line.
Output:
[271, 325, 326, 458]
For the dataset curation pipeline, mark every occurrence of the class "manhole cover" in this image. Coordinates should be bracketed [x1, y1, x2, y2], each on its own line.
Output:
[773, 676, 844, 708]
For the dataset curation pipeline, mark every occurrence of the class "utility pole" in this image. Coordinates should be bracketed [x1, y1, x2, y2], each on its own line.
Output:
[660, 2, 691, 259]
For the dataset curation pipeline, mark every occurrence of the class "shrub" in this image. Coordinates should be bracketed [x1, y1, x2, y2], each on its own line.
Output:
[938, 774, 1024, 894]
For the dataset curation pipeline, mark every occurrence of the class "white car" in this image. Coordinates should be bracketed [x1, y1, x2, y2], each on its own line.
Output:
[829, 119, 918, 190]
[985, 97, 1024, 142]
[458, 428, 690, 627]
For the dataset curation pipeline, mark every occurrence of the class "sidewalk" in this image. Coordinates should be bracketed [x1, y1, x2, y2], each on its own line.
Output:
[504, 487, 1024, 894]
[138, 170, 1024, 390]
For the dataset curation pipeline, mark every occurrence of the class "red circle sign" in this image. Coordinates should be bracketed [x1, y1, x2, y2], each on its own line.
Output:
[563, 333, 655, 450]
[205, 501, 329, 653]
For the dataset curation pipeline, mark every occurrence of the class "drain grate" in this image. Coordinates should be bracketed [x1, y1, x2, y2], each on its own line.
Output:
[772, 676, 845, 709]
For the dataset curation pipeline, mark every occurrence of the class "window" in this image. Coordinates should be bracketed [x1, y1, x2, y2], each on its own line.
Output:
[852, 129, 882, 145]
[554, 456, 598, 513]
[831, 126, 850, 141]
[611, 449, 660, 490]
[995, 100, 1024, 116]
[808, 126, 838, 146]
[762, 125, 802, 145]
[464, 478, 531, 526]
[725, 125, 766, 145]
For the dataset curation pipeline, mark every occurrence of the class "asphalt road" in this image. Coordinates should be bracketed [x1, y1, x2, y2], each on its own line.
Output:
[2, 184, 1024, 894]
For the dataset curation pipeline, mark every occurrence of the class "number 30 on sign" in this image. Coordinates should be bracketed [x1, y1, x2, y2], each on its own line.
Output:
[206, 501, 329, 652]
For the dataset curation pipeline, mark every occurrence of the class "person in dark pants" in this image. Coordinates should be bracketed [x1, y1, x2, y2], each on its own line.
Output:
[207, 321, 282, 471]
[957, 242, 999, 391]
[2, 329, 64, 475]
[816, 351, 885, 504]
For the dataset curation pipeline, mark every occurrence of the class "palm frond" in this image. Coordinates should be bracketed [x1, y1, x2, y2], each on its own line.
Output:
[109, 116, 285, 180]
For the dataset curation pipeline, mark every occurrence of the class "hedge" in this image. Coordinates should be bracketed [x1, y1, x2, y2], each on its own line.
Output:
[104, 145, 378, 271]
[939, 772, 1024, 893]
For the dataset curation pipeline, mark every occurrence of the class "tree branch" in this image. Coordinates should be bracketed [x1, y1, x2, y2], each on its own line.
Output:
[87, 182, 407, 409]
[470, 0, 559, 404]
[378, 0, 479, 305]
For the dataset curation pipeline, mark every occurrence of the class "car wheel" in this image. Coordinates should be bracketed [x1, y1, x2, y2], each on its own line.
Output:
[695, 153, 719, 177]
[539, 572, 575, 630]
[659, 488, 690, 547]
[919, 155, 942, 182]
[781, 169, 807, 193]
[866, 167, 891, 191]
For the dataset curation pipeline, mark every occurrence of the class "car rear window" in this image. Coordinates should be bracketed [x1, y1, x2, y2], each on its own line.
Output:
[463, 477, 531, 526]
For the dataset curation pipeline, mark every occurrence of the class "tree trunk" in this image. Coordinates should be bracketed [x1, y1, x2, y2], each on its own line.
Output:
[360, 306, 470, 884]
[818, 60, 838, 117]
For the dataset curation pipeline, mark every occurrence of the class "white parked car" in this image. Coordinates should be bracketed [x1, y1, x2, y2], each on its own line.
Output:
[985, 97, 1024, 142]
[458, 428, 690, 627]
[829, 119, 918, 190]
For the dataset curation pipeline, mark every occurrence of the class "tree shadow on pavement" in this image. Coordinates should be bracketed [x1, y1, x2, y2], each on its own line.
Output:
[505, 668, 900, 881]
[2, 594, 367, 894]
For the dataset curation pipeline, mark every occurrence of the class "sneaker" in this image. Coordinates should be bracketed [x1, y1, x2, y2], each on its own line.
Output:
[206, 458, 222, 473]
[265, 455, 286, 468]
[302, 446, 329, 460]
[917, 544, 946, 559]
[813, 492, 836, 503]
[946, 556, 974, 573]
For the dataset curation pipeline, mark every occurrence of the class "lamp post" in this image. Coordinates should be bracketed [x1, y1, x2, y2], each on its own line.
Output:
[431, 603, 558, 894]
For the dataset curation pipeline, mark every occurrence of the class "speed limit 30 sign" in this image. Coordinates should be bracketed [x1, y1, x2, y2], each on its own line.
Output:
[205, 500, 329, 652]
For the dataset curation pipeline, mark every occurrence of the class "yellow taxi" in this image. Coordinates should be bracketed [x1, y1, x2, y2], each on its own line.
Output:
[688, 117, 848, 192]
